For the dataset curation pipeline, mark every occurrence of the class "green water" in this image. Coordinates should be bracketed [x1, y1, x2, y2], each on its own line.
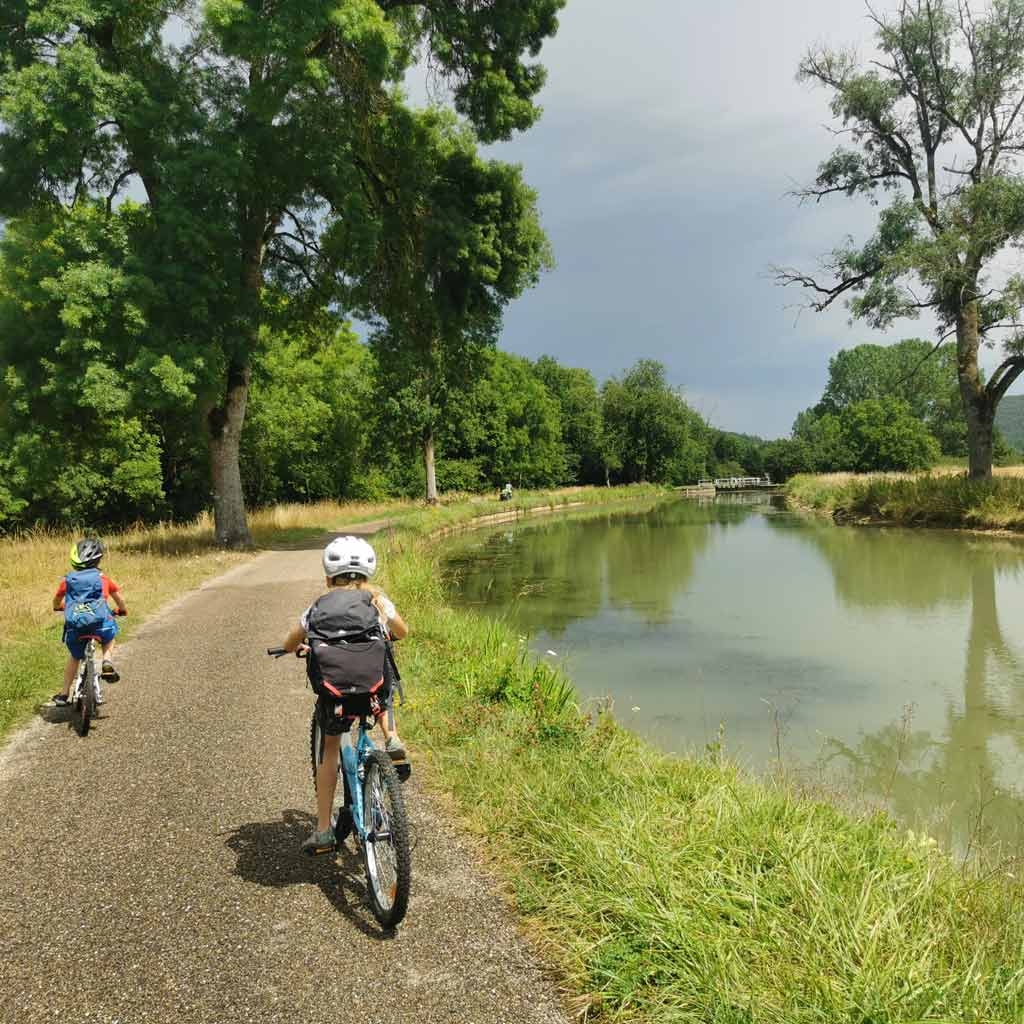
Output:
[444, 495, 1024, 855]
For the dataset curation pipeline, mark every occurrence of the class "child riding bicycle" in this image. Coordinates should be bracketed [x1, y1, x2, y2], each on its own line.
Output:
[51, 537, 127, 707]
[279, 536, 408, 856]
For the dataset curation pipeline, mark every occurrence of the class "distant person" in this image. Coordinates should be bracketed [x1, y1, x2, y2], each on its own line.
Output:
[500, 482, 513, 501]
[51, 538, 128, 707]
[278, 535, 409, 856]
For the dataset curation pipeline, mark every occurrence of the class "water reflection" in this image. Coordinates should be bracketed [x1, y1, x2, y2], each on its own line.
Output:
[445, 496, 1024, 856]
[446, 499, 753, 635]
[780, 520, 1024, 856]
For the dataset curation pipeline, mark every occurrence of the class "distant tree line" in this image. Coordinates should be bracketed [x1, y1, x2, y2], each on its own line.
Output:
[752, 339, 1013, 480]
[0, 263, 734, 530]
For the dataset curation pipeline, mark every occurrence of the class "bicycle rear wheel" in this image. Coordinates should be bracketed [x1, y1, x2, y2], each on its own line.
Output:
[361, 749, 411, 927]
[76, 656, 95, 737]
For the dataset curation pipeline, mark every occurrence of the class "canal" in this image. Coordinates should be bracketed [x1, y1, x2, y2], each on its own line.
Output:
[443, 494, 1024, 856]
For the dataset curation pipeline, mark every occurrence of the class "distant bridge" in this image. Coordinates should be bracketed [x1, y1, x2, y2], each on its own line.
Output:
[697, 476, 776, 491]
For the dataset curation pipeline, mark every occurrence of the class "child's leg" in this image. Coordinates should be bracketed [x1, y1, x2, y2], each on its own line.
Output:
[315, 733, 341, 833]
[61, 657, 80, 696]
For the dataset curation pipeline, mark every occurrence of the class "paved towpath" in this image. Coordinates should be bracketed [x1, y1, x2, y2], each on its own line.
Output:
[0, 541, 570, 1024]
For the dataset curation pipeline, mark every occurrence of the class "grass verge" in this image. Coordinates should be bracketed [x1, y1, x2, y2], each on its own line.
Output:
[381, 514, 1024, 1023]
[786, 470, 1024, 531]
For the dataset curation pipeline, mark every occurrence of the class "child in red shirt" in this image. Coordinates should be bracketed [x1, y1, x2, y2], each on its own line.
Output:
[51, 538, 127, 706]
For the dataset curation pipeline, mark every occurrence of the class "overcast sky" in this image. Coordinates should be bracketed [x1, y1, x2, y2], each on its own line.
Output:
[428, 0, 1003, 438]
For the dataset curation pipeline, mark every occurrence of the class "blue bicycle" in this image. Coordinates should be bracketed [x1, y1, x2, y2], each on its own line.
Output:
[268, 646, 412, 927]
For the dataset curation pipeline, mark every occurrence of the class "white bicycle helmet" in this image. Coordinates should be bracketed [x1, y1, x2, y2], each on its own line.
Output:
[322, 535, 377, 579]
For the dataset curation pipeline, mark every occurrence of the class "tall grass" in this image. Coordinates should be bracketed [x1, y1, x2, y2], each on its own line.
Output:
[383, 524, 1024, 1022]
[786, 471, 1024, 530]
[0, 496, 413, 736]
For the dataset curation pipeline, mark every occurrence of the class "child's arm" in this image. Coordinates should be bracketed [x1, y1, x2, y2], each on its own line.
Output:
[111, 589, 127, 614]
[388, 611, 409, 641]
[374, 594, 408, 640]
[282, 623, 307, 653]
[52, 579, 66, 612]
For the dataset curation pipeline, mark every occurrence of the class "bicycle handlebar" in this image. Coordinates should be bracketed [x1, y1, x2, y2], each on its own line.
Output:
[267, 646, 308, 659]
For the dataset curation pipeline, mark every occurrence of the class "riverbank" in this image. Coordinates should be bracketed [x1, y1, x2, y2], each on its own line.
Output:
[0, 486, 667, 740]
[7, 486, 1022, 1020]
[786, 469, 1024, 532]
[383, 512, 1024, 1021]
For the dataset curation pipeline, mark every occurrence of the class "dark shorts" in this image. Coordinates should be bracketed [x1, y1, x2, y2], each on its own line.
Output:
[315, 690, 387, 736]
[64, 619, 118, 660]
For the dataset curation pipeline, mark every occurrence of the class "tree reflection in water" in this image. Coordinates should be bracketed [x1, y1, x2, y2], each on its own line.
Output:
[444, 498, 749, 637]
[790, 522, 1024, 859]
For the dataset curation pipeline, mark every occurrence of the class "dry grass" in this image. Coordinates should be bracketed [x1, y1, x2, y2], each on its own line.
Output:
[0, 498, 414, 659]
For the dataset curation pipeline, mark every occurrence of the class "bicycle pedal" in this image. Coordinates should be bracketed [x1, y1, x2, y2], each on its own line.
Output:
[303, 843, 336, 858]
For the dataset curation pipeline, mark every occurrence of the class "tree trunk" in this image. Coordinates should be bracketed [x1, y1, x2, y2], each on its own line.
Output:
[208, 360, 253, 548]
[956, 301, 994, 479]
[424, 428, 438, 504]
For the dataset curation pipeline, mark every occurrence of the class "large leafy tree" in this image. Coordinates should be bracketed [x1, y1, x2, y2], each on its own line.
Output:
[601, 360, 709, 485]
[330, 108, 551, 503]
[0, 0, 564, 543]
[0, 202, 182, 525]
[814, 339, 966, 453]
[776, 0, 1024, 478]
[533, 355, 604, 484]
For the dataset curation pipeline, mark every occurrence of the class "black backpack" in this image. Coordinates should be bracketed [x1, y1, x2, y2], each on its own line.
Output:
[305, 589, 387, 700]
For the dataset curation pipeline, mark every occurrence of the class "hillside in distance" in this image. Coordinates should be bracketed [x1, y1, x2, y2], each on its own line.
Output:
[996, 395, 1024, 451]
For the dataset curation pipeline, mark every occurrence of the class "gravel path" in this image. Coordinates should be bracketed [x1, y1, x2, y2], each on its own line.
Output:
[0, 545, 570, 1024]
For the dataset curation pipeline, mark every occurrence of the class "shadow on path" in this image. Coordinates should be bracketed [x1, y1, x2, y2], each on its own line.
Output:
[222, 808, 394, 940]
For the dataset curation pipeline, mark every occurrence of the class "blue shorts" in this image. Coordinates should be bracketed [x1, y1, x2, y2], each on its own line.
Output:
[64, 619, 118, 660]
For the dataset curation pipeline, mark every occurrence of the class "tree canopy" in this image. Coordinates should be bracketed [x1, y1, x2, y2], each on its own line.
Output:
[777, 0, 1024, 478]
[0, 0, 565, 543]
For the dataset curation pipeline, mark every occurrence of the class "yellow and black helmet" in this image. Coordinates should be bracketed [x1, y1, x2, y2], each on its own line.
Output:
[69, 537, 104, 570]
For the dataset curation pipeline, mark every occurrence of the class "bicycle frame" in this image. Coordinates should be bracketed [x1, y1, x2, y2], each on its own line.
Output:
[340, 719, 376, 840]
[72, 638, 98, 697]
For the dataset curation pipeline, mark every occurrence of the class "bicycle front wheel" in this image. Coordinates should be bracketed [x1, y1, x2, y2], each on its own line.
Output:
[361, 750, 411, 927]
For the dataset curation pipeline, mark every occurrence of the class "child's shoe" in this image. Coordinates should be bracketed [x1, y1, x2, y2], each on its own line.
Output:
[385, 736, 407, 760]
[300, 827, 336, 857]
[100, 661, 119, 682]
[51, 693, 70, 708]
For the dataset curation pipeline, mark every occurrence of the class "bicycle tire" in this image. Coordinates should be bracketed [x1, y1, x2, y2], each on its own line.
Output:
[310, 714, 353, 841]
[77, 656, 95, 737]
[361, 749, 411, 927]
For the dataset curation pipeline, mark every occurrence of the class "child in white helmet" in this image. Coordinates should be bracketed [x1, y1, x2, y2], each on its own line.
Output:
[279, 535, 409, 856]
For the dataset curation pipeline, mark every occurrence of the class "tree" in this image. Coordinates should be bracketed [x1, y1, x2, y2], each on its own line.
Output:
[793, 410, 855, 470]
[449, 350, 567, 488]
[0, 1, 564, 543]
[533, 356, 604, 484]
[0, 203, 180, 526]
[330, 109, 551, 503]
[840, 397, 941, 471]
[241, 319, 374, 507]
[776, 0, 1024, 479]
[816, 339, 965, 453]
[600, 360, 708, 485]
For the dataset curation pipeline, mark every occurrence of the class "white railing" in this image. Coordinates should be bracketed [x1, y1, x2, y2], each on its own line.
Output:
[696, 476, 773, 489]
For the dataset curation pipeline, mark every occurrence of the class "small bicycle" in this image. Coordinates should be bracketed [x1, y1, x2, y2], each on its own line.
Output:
[69, 635, 102, 736]
[268, 646, 413, 928]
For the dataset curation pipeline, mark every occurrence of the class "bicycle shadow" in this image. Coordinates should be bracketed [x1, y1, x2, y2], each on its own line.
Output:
[35, 702, 106, 735]
[222, 809, 395, 940]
